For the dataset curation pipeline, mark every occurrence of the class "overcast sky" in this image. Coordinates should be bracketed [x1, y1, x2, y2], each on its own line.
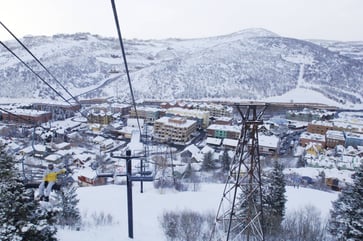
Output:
[1, 0, 363, 42]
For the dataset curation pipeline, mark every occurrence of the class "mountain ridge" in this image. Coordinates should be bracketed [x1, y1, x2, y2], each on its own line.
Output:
[0, 29, 362, 107]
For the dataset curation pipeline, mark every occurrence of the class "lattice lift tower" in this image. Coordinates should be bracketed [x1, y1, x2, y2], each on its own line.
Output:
[210, 104, 267, 241]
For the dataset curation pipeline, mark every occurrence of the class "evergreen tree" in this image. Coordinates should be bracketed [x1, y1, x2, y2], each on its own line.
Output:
[263, 160, 287, 238]
[0, 147, 58, 240]
[201, 151, 214, 171]
[54, 185, 82, 229]
[329, 163, 363, 241]
[221, 149, 231, 172]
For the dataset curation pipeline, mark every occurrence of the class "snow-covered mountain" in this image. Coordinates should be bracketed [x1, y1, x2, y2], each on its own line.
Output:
[1, 29, 363, 105]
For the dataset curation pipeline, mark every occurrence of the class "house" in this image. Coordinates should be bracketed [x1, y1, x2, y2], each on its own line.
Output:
[257, 134, 280, 155]
[52, 142, 71, 150]
[100, 139, 114, 151]
[179, 144, 201, 163]
[93, 135, 105, 144]
[305, 142, 324, 157]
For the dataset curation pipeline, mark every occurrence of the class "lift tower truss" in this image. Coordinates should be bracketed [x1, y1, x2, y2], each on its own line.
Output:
[211, 104, 267, 241]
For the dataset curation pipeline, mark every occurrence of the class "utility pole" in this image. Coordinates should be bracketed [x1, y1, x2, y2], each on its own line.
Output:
[210, 104, 267, 241]
[112, 149, 153, 239]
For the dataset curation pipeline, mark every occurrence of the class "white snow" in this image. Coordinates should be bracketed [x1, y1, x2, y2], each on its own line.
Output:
[57, 181, 338, 241]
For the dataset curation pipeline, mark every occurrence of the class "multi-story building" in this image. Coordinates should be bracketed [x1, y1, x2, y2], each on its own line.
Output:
[109, 103, 132, 116]
[300, 132, 326, 148]
[153, 116, 197, 144]
[32, 102, 81, 120]
[325, 130, 345, 148]
[1, 108, 52, 124]
[286, 108, 335, 122]
[193, 103, 233, 118]
[160, 101, 192, 110]
[87, 110, 114, 125]
[90, 103, 131, 117]
[345, 132, 363, 148]
[307, 121, 336, 135]
[214, 116, 233, 125]
[129, 107, 161, 124]
[206, 124, 240, 140]
[165, 107, 209, 129]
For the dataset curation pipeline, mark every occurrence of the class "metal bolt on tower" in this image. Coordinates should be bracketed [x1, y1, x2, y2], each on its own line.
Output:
[210, 104, 267, 241]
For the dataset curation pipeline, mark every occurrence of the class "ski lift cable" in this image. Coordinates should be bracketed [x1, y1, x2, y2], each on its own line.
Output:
[0, 40, 88, 118]
[0, 21, 82, 107]
[110, 0, 142, 135]
[0, 41, 74, 107]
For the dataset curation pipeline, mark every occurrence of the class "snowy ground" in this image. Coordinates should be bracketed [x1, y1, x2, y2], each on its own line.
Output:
[57, 182, 338, 241]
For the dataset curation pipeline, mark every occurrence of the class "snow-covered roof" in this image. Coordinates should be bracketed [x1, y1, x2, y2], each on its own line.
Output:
[182, 144, 200, 156]
[93, 135, 105, 144]
[53, 142, 71, 150]
[258, 134, 279, 148]
[207, 124, 240, 133]
[326, 130, 345, 141]
[300, 132, 325, 142]
[127, 118, 144, 127]
[206, 137, 222, 146]
[155, 116, 197, 128]
[223, 138, 238, 147]
[166, 107, 209, 117]
[200, 145, 214, 155]
[1, 108, 50, 117]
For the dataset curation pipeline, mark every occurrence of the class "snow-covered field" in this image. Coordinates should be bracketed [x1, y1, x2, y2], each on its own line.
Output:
[57, 182, 338, 241]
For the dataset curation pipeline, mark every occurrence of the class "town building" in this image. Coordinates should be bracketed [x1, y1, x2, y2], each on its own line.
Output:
[1, 108, 52, 124]
[160, 101, 192, 110]
[31, 102, 81, 120]
[206, 124, 240, 140]
[257, 134, 280, 155]
[345, 132, 363, 148]
[325, 130, 345, 148]
[129, 107, 161, 124]
[286, 108, 335, 122]
[307, 121, 336, 135]
[300, 131, 326, 148]
[193, 103, 233, 118]
[214, 116, 233, 125]
[153, 116, 197, 144]
[87, 110, 114, 125]
[165, 107, 209, 129]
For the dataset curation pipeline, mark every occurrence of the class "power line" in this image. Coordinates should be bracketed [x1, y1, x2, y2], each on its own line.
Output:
[110, 0, 142, 135]
[0, 21, 81, 106]
[0, 40, 76, 108]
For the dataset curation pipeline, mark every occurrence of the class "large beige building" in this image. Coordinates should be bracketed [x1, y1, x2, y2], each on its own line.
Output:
[153, 116, 197, 144]
[165, 107, 209, 129]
